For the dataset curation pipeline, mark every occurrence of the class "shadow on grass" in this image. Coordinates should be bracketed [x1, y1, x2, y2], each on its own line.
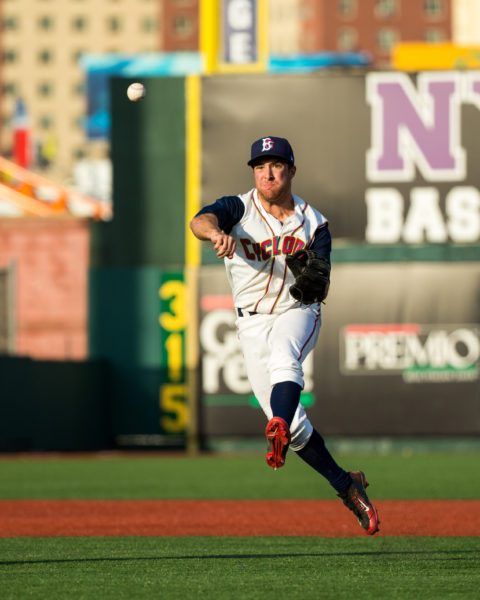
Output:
[0, 549, 479, 567]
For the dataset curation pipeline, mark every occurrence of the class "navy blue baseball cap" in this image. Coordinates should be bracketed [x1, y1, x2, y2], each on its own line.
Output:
[247, 136, 295, 167]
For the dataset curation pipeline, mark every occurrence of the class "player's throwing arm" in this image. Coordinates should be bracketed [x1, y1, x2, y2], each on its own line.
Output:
[190, 213, 236, 259]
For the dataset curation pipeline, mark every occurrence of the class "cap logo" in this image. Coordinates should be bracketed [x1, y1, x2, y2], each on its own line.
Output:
[261, 137, 274, 152]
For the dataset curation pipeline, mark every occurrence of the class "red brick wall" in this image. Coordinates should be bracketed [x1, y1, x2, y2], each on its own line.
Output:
[161, 0, 199, 51]
[0, 219, 89, 360]
[303, 0, 452, 66]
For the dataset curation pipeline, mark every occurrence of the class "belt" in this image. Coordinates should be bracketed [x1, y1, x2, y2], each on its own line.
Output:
[236, 307, 258, 317]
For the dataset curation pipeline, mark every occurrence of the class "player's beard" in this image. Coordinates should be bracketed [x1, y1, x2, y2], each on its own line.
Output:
[257, 179, 292, 204]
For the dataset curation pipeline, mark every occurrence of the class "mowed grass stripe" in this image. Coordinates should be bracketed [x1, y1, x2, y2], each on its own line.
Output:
[0, 537, 479, 600]
[0, 453, 479, 500]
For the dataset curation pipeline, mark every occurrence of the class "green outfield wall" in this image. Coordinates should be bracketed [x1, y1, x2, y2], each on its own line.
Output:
[89, 77, 189, 447]
[91, 77, 186, 268]
[0, 357, 109, 451]
[89, 267, 187, 447]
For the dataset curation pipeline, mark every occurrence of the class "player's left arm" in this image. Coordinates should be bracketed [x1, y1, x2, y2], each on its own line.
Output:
[308, 222, 332, 263]
[285, 223, 332, 305]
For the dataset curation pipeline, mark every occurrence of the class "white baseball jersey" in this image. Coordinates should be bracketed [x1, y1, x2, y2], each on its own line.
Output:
[197, 188, 330, 314]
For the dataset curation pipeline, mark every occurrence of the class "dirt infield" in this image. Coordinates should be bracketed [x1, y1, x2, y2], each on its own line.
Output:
[1, 500, 479, 537]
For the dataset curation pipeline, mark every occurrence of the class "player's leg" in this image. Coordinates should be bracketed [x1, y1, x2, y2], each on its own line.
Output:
[267, 303, 320, 425]
[236, 312, 276, 419]
[267, 306, 379, 534]
[264, 304, 321, 467]
[236, 312, 303, 468]
[266, 305, 350, 486]
[236, 310, 379, 533]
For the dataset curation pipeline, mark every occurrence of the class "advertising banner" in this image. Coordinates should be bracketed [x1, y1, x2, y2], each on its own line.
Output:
[89, 267, 188, 448]
[222, 0, 258, 64]
[199, 263, 480, 437]
[201, 72, 480, 248]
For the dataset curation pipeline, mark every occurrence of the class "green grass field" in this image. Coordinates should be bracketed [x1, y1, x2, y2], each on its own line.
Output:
[1, 537, 479, 600]
[0, 451, 479, 599]
[1, 452, 479, 500]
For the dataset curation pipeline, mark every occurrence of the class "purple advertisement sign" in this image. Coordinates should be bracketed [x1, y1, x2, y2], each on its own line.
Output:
[201, 72, 480, 246]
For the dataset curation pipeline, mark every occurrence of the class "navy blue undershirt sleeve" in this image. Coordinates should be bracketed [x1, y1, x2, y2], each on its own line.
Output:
[308, 223, 331, 262]
[195, 195, 245, 234]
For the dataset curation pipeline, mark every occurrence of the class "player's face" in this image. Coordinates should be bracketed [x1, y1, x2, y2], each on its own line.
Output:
[252, 159, 296, 203]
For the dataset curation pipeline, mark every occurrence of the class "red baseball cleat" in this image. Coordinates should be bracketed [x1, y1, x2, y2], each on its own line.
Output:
[338, 471, 380, 535]
[265, 417, 291, 470]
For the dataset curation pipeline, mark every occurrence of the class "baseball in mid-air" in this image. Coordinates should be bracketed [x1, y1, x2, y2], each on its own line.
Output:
[127, 82, 146, 102]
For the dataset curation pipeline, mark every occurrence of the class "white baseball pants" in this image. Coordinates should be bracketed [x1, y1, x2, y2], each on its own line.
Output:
[236, 304, 321, 451]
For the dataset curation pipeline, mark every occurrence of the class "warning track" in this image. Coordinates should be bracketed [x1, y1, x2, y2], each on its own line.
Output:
[1, 499, 479, 537]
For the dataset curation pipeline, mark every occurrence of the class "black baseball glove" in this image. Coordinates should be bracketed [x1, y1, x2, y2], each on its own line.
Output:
[286, 249, 331, 305]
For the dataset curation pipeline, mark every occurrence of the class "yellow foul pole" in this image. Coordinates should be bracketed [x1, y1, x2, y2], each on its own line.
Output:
[185, 74, 202, 454]
[200, 0, 220, 74]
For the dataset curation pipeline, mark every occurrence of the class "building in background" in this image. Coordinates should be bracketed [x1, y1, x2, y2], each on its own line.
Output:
[269, 0, 302, 55]
[453, 0, 480, 43]
[293, 0, 453, 66]
[160, 1, 456, 67]
[161, 0, 199, 51]
[0, 0, 161, 182]
[1, 0, 479, 186]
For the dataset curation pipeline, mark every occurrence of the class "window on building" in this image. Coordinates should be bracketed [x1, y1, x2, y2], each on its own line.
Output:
[337, 0, 357, 18]
[2, 82, 17, 96]
[141, 16, 157, 32]
[38, 15, 53, 30]
[377, 28, 399, 51]
[2, 49, 18, 63]
[425, 28, 446, 42]
[3, 16, 19, 30]
[39, 115, 53, 130]
[337, 27, 358, 51]
[375, 0, 397, 18]
[72, 16, 88, 31]
[173, 15, 193, 38]
[107, 16, 122, 32]
[72, 49, 85, 64]
[424, 0, 444, 18]
[73, 81, 85, 96]
[73, 148, 86, 160]
[38, 82, 53, 97]
[38, 49, 53, 63]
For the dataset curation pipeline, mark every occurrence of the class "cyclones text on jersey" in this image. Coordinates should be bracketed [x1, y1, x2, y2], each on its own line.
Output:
[240, 235, 306, 261]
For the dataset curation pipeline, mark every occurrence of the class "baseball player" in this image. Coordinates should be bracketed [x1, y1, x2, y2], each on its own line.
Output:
[190, 136, 380, 535]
